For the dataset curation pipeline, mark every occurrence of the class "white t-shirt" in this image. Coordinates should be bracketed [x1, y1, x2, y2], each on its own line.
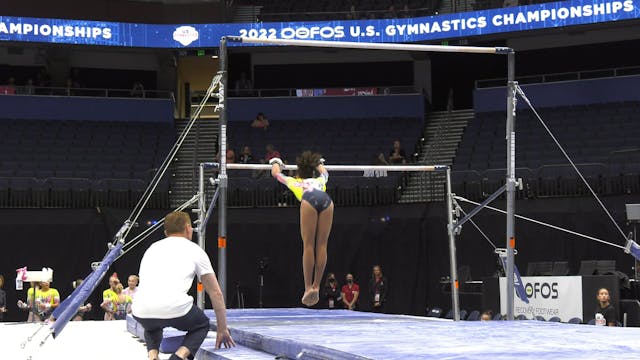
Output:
[131, 236, 214, 319]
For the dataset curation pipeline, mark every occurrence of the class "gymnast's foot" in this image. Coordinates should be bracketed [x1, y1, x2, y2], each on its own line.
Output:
[301, 288, 319, 307]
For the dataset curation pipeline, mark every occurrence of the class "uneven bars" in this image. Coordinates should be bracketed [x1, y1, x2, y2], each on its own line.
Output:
[226, 36, 513, 55]
[225, 164, 447, 172]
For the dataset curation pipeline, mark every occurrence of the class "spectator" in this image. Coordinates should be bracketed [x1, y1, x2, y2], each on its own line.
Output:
[447, 88, 454, 112]
[24, 281, 60, 322]
[264, 144, 281, 162]
[375, 152, 389, 165]
[0, 76, 16, 94]
[239, 146, 254, 164]
[132, 211, 234, 360]
[123, 274, 139, 300]
[368, 265, 388, 313]
[227, 147, 236, 164]
[341, 273, 360, 310]
[251, 112, 270, 130]
[113, 283, 133, 320]
[323, 273, 341, 309]
[346, 4, 359, 20]
[65, 77, 75, 96]
[101, 273, 120, 320]
[481, 310, 493, 321]
[36, 68, 51, 94]
[24, 78, 35, 95]
[70, 68, 83, 88]
[386, 4, 398, 18]
[71, 279, 92, 321]
[234, 71, 253, 97]
[17, 282, 37, 322]
[595, 287, 617, 326]
[131, 81, 146, 98]
[0, 275, 6, 321]
[503, 0, 519, 7]
[389, 139, 406, 164]
[400, 4, 412, 18]
[216, 144, 236, 164]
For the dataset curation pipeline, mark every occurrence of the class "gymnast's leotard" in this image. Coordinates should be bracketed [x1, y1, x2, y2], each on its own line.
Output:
[275, 172, 332, 212]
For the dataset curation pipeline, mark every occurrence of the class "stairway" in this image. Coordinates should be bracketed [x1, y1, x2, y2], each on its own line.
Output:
[169, 115, 219, 209]
[399, 109, 474, 203]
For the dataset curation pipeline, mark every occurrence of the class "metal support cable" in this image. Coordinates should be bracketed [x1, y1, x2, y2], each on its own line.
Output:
[121, 73, 223, 241]
[453, 198, 498, 249]
[454, 195, 626, 250]
[452, 184, 506, 232]
[118, 195, 199, 260]
[515, 84, 628, 244]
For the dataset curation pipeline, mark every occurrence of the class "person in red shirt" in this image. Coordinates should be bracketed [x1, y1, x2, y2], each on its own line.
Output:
[265, 144, 281, 161]
[251, 112, 269, 129]
[341, 273, 359, 310]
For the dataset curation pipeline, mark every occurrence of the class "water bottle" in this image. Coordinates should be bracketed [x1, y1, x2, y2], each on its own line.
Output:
[595, 313, 606, 326]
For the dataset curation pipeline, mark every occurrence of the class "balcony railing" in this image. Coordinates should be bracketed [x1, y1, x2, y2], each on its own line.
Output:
[0, 85, 174, 100]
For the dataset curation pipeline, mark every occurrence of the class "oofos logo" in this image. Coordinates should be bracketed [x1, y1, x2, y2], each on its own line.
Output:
[525, 282, 558, 299]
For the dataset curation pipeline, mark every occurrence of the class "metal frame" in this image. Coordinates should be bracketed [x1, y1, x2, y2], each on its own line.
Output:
[43, 36, 521, 344]
[215, 36, 516, 320]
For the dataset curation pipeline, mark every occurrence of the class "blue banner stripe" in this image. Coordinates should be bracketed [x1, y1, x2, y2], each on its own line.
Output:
[1, 0, 638, 48]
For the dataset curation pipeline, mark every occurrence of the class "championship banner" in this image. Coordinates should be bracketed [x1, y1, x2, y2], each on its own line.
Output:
[499, 276, 583, 321]
[1, 0, 639, 48]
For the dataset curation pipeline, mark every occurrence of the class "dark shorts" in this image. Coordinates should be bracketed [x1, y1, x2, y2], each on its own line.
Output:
[133, 304, 209, 355]
[302, 190, 332, 213]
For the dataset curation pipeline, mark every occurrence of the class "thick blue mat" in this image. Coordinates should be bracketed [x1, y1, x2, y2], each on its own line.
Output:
[129, 308, 640, 359]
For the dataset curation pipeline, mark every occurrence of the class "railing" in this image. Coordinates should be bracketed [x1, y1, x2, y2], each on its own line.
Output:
[0, 85, 175, 100]
[475, 66, 640, 89]
[451, 160, 640, 201]
[221, 85, 418, 98]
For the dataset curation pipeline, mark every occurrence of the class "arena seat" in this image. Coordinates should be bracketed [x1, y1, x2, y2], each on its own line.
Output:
[0, 118, 173, 208]
[455, 102, 640, 198]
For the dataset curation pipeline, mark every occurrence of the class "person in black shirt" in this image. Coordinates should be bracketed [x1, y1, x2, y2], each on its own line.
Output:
[322, 273, 341, 309]
[595, 287, 617, 326]
[388, 140, 406, 165]
[368, 265, 388, 313]
[239, 146, 254, 164]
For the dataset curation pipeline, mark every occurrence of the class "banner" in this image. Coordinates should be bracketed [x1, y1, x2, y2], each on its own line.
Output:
[296, 87, 378, 97]
[499, 276, 583, 321]
[1, 0, 639, 48]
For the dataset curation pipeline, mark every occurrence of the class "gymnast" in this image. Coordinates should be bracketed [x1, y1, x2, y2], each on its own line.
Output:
[270, 151, 334, 307]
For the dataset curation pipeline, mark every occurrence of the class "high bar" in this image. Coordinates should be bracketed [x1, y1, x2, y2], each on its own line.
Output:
[224, 163, 447, 172]
[225, 36, 513, 55]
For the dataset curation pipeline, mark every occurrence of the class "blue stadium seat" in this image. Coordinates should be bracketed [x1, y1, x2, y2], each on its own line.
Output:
[568, 317, 582, 324]
[466, 310, 480, 321]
